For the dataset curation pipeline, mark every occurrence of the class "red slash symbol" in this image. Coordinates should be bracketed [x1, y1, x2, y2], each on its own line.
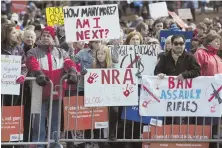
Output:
[141, 85, 160, 103]
[208, 85, 222, 102]
[127, 56, 140, 68]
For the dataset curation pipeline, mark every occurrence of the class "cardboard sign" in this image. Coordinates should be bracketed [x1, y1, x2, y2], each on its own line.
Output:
[84, 68, 138, 107]
[63, 4, 120, 42]
[149, 2, 168, 19]
[1, 55, 21, 95]
[121, 106, 163, 125]
[108, 45, 161, 76]
[63, 96, 108, 130]
[149, 125, 210, 148]
[168, 11, 188, 28]
[139, 76, 222, 117]
[46, 7, 64, 26]
[11, 1, 27, 13]
[1, 106, 24, 142]
[178, 9, 193, 20]
[160, 30, 193, 51]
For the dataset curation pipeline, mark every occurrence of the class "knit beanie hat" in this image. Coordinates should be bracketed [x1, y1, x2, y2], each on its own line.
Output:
[42, 26, 55, 39]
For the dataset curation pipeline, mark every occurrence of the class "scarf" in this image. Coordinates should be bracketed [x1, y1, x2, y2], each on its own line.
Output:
[171, 50, 183, 65]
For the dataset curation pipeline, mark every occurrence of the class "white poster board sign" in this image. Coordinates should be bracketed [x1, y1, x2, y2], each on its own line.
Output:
[84, 68, 138, 107]
[108, 45, 161, 76]
[139, 76, 222, 117]
[64, 4, 120, 42]
[178, 9, 193, 20]
[1, 55, 21, 95]
[149, 2, 169, 19]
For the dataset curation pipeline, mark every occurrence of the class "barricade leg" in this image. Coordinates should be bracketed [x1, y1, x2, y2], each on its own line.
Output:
[32, 102, 47, 148]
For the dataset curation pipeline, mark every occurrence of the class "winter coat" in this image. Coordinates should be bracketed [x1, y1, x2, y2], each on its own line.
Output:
[26, 44, 77, 99]
[154, 50, 200, 78]
[194, 45, 222, 76]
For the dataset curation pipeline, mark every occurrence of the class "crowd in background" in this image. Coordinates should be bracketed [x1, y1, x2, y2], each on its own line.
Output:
[1, 1, 222, 148]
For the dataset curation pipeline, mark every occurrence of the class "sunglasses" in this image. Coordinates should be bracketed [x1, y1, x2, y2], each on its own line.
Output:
[173, 42, 184, 46]
[147, 42, 159, 45]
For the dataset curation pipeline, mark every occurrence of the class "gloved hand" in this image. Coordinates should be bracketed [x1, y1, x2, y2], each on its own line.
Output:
[67, 72, 78, 84]
[16, 75, 25, 84]
[33, 71, 49, 86]
[67, 68, 78, 84]
[81, 68, 87, 75]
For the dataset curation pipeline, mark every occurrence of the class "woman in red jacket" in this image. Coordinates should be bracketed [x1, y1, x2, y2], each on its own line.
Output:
[194, 30, 222, 148]
[194, 31, 222, 76]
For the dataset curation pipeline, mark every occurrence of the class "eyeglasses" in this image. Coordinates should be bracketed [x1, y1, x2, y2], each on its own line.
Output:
[173, 42, 184, 46]
[147, 42, 159, 45]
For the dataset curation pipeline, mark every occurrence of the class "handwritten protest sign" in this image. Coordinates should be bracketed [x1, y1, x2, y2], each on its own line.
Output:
[63, 4, 120, 42]
[178, 9, 193, 20]
[168, 11, 188, 28]
[46, 7, 64, 26]
[108, 45, 161, 76]
[149, 2, 168, 19]
[1, 106, 24, 142]
[160, 30, 193, 51]
[84, 68, 138, 107]
[140, 76, 222, 117]
[1, 55, 21, 95]
[149, 125, 210, 148]
[63, 96, 108, 130]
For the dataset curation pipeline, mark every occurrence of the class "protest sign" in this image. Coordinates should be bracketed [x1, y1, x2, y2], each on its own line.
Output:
[121, 106, 163, 125]
[178, 9, 193, 20]
[63, 96, 108, 130]
[139, 76, 222, 117]
[149, 125, 210, 148]
[84, 68, 138, 107]
[1, 106, 24, 142]
[11, 1, 27, 13]
[46, 7, 64, 26]
[1, 55, 21, 95]
[63, 4, 120, 42]
[168, 11, 188, 28]
[159, 30, 193, 51]
[149, 2, 168, 19]
[108, 45, 161, 76]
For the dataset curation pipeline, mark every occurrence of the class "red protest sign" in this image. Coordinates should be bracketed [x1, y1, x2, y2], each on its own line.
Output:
[11, 1, 27, 13]
[149, 125, 210, 148]
[1, 106, 24, 142]
[168, 11, 188, 29]
[63, 96, 108, 131]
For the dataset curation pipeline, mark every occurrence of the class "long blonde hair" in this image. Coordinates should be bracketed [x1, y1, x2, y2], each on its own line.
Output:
[93, 45, 112, 68]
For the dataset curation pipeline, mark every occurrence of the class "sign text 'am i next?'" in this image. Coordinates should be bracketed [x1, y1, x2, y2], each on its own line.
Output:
[63, 4, 120, 42]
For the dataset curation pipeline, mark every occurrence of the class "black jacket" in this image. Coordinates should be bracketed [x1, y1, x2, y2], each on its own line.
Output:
[154, 51, 200, 78]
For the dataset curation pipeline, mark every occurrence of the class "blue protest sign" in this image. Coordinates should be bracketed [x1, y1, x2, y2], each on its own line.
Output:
[121, 106, 163, 124]
[160, 30, 193, 51]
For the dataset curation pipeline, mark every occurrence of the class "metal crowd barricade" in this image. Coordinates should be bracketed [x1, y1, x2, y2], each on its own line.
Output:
[55, 76, 222, 148]
[1, 77, 61, 148]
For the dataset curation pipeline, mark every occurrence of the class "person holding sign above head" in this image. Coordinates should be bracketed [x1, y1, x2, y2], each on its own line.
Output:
[154, 34, 200, 124]
[26, 26, 78, 148]
[116, 31, 143, 148]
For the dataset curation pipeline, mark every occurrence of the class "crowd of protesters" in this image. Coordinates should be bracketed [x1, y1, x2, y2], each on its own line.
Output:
[1, 1, 222, 148]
